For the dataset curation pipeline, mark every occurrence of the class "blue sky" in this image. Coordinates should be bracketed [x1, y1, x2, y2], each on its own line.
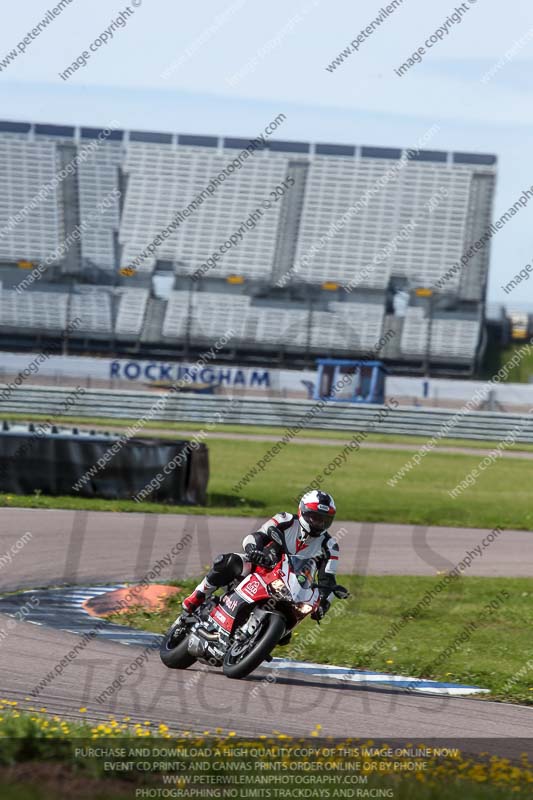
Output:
[0, 0, 532, 308]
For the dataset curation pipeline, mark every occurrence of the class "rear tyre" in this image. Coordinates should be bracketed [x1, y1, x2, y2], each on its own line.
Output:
[223, 612, 285, 679]
[159, 621, 197, 669]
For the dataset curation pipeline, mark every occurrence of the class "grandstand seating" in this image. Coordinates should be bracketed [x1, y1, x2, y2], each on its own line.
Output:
[115, 287, 149, 335]
[323, 302, 385, 351]
[161, 290, 190, 339]
[78, 142, 121, 269]
[0, 286, 139, 338]
[189, 293, 251, 341]
[0, 289, 68, 330]
[163, 291, 252, 341]
[120, 143, 286, 277]
[118, 138, 494, 296]
[0, 120, 497, 370]
[430, 316, 481, 360]
[69, 289, 112, 333]
[161, 292, 385, 353]
[400, 307, 480, 360]
[294, 158, 472, 292]
[0, 282, 479, 363]
[255, 308, 309, 348]
[399, 307, 429, 356]
[0, 139, 62, 263]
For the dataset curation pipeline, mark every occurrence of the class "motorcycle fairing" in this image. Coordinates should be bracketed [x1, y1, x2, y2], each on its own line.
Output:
[235, 573, 270, 603]
[209, 604, 234, 632]
[208, 578, 264, 634]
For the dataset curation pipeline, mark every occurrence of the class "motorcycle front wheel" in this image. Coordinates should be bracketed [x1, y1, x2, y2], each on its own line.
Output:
[222, 612, 285, 679]
[159, 620, 197, 669]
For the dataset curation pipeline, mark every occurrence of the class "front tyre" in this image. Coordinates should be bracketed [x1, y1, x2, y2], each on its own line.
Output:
[159, 620, 197, 669]
[223, 612, 285, 679]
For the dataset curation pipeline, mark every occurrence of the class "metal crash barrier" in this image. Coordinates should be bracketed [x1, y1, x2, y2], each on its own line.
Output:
[1, 385, 533, 443]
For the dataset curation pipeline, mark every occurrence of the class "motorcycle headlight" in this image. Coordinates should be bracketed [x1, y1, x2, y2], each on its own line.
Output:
[297, 602, 314, 615]
[269, 579, 291, 600]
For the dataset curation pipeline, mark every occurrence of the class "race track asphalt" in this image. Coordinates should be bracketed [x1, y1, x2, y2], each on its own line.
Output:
[0, 507, 532, 756]
[1, 507, 532, 592]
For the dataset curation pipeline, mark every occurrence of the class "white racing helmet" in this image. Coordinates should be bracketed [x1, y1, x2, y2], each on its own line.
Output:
[298, 490, 336, 537]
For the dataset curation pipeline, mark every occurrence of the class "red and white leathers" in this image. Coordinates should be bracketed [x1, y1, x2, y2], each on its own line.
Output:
[183, 511, 340, 612]
[244, 512, 340, 584]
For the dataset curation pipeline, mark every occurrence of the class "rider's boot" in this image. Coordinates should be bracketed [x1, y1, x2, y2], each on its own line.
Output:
[182, 577, 215, 612]
[183, 554, 244, 612]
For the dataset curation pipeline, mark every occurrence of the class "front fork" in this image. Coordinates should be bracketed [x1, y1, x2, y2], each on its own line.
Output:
[234, 606, 267, 640]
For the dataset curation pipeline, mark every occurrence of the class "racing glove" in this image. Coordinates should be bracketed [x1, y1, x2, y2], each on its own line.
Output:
[245, 544, 278, 569]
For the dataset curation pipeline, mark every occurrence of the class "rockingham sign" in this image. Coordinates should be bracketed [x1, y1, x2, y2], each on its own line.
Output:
[1, 351, 533, 408]
[0, 352, 311, 394]
[109, 359, 274, 388]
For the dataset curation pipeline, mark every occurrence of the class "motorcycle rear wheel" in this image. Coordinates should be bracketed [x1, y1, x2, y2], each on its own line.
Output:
[222, 612, 285, 679]
[159, 620, 197, 669]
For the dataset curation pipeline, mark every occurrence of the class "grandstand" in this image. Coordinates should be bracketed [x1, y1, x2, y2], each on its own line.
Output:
[0, 120, 497, 374]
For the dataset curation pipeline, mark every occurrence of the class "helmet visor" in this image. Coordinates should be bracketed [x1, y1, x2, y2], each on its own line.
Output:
[302, 511, 333, 533]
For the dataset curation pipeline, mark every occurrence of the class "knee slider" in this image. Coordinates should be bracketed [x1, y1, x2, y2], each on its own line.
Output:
[213, 554, 227, 570]
[208, 553, 243, 587]
[225, 553, 244, 576]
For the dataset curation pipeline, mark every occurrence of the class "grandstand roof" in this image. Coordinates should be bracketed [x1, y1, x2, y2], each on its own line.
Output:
[0, 120, 497, 165]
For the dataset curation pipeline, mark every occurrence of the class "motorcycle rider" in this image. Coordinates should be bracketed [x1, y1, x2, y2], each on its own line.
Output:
[182, 490, 342, 623]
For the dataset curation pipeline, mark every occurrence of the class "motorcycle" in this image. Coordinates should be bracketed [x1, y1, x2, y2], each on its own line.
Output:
[160, 531, 349, 679]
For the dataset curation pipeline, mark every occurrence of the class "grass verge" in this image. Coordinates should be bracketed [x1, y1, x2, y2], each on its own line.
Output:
[111, 575, 533, 706]
[2, 437, 533, 530]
